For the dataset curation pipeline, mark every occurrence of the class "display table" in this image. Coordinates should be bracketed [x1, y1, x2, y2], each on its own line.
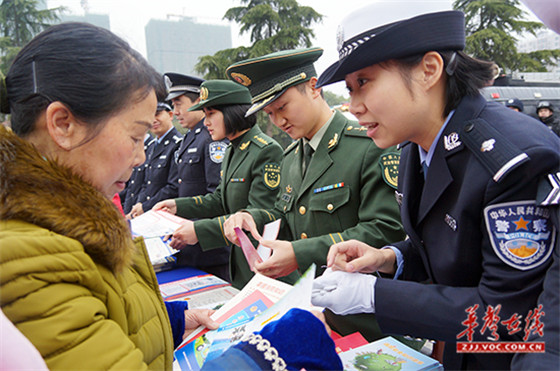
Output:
[156, 266, 208, 284]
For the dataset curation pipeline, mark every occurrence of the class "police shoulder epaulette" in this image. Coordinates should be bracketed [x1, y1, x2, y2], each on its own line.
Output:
[344, 125, 369, 137]
[536, 172, 560, 206]
[147, 137, 157, 146]
[460, 118, 529, 183]
[284, 140, 298, 155]
[173, 135, 183, 144]
[251, 135, 271, 148]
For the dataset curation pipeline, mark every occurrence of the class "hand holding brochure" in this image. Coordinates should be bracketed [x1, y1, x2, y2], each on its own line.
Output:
[130, 209, 186, 238]
[129, 210, 186, 270]
[234, 219, 281, 271]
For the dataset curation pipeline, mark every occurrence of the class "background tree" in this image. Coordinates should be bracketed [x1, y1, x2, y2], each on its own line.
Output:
[194, 0, 323, 147]
[0, 0, 63, 74]
[323, 91, 348, 107]
[195, 0, 322, 79]
[453, 0, 560, 73]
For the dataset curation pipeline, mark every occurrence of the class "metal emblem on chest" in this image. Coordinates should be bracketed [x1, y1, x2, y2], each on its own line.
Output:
[444, 132, 461, 151]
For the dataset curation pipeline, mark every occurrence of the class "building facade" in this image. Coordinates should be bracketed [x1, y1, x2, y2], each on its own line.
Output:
[145, 16, 232, 76]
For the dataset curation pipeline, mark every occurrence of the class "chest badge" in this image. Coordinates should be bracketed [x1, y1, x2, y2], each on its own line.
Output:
[444, 132, 461, 151]
[444, 213, 457, 231]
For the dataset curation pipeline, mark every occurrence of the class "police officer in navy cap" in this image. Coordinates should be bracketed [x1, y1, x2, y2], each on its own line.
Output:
[129, 102, 181, 218]
[536, 100, 560, 136]
[120, 131, 155, 214]
[505, 98, 524, 113]
[311, 2, 560, 370]
[153, 80, 284, 288]
[162, 73, 230, 279]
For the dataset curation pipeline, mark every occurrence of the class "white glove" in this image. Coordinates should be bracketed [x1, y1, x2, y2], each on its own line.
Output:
[311, 268, 377, 315]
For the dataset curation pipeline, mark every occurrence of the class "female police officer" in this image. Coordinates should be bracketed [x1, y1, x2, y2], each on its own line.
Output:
[311, 3, 560, 370]
[153, 80, 284, 288]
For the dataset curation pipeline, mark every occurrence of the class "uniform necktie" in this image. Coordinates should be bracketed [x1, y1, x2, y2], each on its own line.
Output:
[422, 160, 429, 180]
[303, 143, 314, 177]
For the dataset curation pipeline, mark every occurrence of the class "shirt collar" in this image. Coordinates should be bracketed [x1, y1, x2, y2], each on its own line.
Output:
[303, 111, 335, 151]
[418, 110, 455, 166]
[156, 127, 174, 144]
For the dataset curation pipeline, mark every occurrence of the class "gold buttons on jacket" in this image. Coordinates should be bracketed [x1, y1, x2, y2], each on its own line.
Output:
[301, 233, 308, 239]
[327, 203, 334, 211]
[299, 206, 306, 215]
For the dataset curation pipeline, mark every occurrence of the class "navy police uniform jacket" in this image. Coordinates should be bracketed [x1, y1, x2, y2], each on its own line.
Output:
[121, 137, 156, 214]
[512, 186, 560, 370]
[136, 127, 182, 211]
[374, 94, 560, 370]
[175, 119, 226, 197]
[175, 125, 283, 288]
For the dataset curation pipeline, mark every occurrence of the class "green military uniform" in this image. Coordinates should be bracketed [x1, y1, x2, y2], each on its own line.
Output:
[225, 48, 406, 340]
[176, 126, 283, 289]
[248, 111, 404, 275]
[174, 80, 285, 289]
[260, 112, 405, 340]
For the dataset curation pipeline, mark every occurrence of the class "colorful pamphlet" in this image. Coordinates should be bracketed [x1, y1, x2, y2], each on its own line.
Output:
[159, 274, 239, 310]
[334, 332, 369, 354]
[130, 210, 184, 271]
[173, 264, 316, 371]
[339, 336, 443, 371]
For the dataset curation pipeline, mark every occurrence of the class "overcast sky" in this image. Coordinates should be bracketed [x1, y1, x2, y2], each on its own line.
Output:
[46, 0, 543, 96]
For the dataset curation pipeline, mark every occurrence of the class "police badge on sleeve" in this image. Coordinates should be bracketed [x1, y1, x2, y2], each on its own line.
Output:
[484, 201, 555, 270]
[209, 141, 228, 163]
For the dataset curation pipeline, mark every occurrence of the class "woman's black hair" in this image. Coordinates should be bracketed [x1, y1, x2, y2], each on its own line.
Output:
[211, 104, 256, 136]
[391, 51, 496, 117]
[3, 22, 165, 137]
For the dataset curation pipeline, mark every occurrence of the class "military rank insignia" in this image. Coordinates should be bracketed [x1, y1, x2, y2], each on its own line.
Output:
[263, 163, 281, 189]
[209, 141, 227, 163]
[484, 201, 555, 271]
[379, 152, 400, 189]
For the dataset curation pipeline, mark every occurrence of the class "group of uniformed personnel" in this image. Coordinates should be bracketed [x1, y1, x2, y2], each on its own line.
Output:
[121, 74, 230, 279]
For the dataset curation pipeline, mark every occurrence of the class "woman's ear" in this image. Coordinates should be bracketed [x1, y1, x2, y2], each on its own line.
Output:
[45, 101, 83, 151]
[419, 51, 445, 91]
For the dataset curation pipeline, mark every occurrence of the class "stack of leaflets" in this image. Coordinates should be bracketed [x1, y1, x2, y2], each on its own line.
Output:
[173, 264, 316, 371]
[130, 210, 184, 271]
[159, 273, 239, 310]
[339, 336, 443, 371]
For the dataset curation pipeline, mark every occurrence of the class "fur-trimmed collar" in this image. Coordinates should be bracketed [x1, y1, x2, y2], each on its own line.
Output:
[0, 126, 135, 273]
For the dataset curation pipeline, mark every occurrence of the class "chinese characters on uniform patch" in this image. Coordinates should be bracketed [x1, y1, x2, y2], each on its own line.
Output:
[484, 201, 555, 271]
[456, 303, 546, 354]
